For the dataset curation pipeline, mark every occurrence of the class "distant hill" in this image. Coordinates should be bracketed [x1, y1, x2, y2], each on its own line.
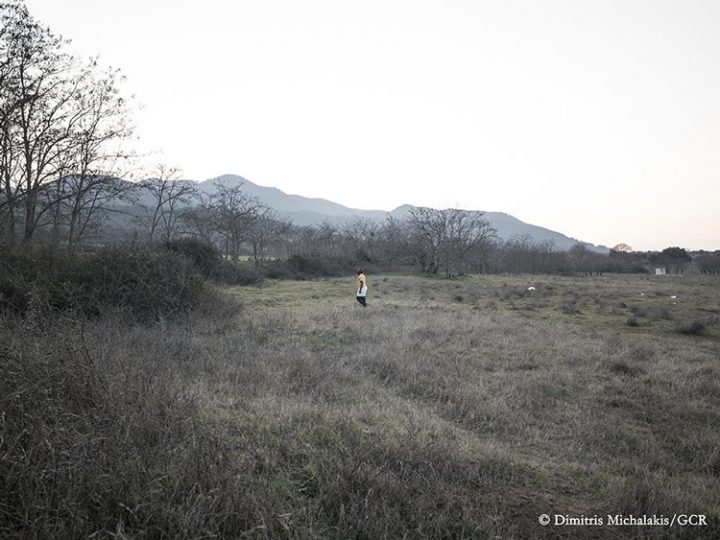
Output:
[197, 175, 608, 252]
[197, 175, 389, 223]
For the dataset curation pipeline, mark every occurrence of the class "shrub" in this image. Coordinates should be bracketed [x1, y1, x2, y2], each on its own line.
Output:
[211, 260, 263, 285]
[678, 320, 706, 336]
[165, 237, 221, 277]
[560, 301, 581, 315]
[163, 238, 264, 285]
[79, 247, 206, 319]
[285, 255, 335, 277]
[263, 259, 299, 280]
[265, 255, 370, 280]
[609, 360, 646, 377]
[0, 246, 207, 320]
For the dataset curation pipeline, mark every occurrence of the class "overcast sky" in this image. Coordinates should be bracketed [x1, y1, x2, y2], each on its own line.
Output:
[26, 0, 720, 250]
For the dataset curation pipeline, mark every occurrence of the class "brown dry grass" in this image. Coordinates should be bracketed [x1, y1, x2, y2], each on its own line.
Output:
[2, 273, 719, 538]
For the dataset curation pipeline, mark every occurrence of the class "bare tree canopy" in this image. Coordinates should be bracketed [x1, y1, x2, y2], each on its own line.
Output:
[137, 165, 198, 242]
[408, 207, 495, 277]
[209, 181, 267, 260]
[0, 1, 133, 247]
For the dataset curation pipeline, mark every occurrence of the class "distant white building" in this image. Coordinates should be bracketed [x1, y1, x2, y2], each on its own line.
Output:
[655, 267, 666, 276]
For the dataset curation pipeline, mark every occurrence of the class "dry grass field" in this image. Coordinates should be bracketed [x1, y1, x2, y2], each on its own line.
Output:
[217, 273, 720, 538]
[3, 272, 719, 538]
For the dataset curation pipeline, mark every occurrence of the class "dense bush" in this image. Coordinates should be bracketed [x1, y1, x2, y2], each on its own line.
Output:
[164, 237, 264, 285]
[0, 246, 206, 320]
[678, 320, 706, 335]
[265, 255, 366, 280]
[165, 237, 222, 277]
[696, 253, 720, 275]
[284, 254, 343, 277]
[211, 259, 264, 285]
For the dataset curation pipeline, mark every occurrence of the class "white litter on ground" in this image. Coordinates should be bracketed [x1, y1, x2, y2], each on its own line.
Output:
[527, 286, 536, 291]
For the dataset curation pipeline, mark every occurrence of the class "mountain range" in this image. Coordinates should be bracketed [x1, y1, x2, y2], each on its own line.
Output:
[196, 175, 609, 252]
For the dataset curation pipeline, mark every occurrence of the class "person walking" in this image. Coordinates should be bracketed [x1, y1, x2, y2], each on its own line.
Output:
[356, 269, 368, 307]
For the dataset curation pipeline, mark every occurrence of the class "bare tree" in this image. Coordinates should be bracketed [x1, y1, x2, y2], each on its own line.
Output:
[181, 192, 216, 243]
[138, 165, 197, 242]
[408, 207, 494, 277]
[210, 181, 263, 260]
[274, 219, 296, 258]
[0, 4, 22, 243]
[407, 207, 447, 273]
[377, 216, 410, 271]
[0, 3, 134, 246]
[58, 67, 133, 251]
[612, 243, 633, 253]
[39, 174, 129, 252]
[316, 222, 344, 258]
[441, 208, 494, 277]
[342, 217, 379, 262]
[246, 207, 281, 268]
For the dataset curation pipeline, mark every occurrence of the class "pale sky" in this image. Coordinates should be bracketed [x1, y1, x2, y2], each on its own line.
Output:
[26, 0, 720, 250]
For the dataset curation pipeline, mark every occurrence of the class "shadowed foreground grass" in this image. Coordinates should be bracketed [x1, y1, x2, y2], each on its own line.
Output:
[2, 273, 719, 538]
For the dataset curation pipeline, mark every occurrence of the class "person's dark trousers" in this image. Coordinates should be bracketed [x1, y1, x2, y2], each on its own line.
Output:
[356, 296, 367, 307]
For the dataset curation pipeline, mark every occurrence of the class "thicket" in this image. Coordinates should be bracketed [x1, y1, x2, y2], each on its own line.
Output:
[0, 243, 244, 537]
[0, 245, 208, 320]
[265, 254, 380, 280]
[165, 237, 262, 285]
[0, 241, 370, 323]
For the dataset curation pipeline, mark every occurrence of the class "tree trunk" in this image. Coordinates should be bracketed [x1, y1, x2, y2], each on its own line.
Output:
[23, 189, 37, 244]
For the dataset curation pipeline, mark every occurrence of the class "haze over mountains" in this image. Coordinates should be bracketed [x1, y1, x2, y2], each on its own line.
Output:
[198, 175, 609, 252]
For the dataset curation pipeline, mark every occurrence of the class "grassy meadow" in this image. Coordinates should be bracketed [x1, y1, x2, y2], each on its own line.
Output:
[222, 273, 720, 537]
[3, 271, 720, 538]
